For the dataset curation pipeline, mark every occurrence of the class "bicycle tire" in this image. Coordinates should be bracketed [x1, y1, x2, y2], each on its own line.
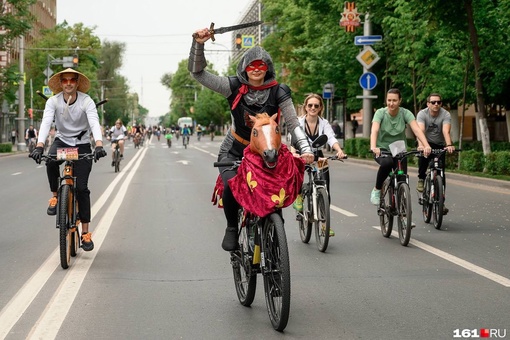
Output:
[380, 179, 393, 237]
[422, 176, 432, 223]
[433, 175, 444, 229]
[232, 221, 257, 306]
[315, 187, 330, 252]
[70, 227, 79, 257]
[397, 184, 412, 246]
[298, 191, 312, 243]
[58, 185, 72, 269]
[114, 149, 120, 173]
[262, 212, 290, 331]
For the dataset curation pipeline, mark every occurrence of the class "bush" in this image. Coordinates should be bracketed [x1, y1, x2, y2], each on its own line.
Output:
[459, 150, 484, 172]
[485, 151, 510, 176]
[0, 143, 13, 153]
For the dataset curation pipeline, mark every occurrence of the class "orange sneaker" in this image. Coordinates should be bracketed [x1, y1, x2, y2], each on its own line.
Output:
[81, 232, 94, 251]
[47, 196, 57, 215]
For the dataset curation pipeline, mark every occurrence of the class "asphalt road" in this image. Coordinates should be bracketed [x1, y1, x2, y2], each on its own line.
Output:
[0, 136, 508, 339]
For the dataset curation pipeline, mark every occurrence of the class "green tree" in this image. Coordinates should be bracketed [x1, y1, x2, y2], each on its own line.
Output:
[0, 0, 36, 105]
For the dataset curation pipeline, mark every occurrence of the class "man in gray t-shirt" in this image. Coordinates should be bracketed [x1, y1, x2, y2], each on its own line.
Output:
[416, 93, 456, 213]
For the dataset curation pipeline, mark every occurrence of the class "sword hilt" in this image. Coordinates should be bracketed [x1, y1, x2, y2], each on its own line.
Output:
[191, 22, 216, 42]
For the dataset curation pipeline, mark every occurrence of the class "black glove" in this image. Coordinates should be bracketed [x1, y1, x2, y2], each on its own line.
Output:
[94, 146, 107, 162]
[30, 146, 44, 164]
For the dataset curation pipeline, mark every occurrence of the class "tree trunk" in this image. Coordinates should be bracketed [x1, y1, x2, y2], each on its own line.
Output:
[465, 0, 491, 158]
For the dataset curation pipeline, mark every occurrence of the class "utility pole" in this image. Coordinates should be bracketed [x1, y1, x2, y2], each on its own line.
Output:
[16, 36, 26, 151]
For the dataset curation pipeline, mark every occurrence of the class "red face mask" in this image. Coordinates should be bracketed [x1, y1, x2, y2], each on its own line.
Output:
[246, 60, 268, 72]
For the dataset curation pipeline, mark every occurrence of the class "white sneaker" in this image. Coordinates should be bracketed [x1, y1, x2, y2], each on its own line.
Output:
[370, 189, 380, 205]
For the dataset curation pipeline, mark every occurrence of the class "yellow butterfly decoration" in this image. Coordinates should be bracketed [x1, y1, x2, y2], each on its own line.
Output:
[271, 188, 288, 208]
[246, 171, 257, 192]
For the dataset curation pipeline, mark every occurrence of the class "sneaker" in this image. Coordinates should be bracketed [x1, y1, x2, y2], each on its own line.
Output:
[293, 194, 303, 212]
[81, 232, 94, 251]
[417, 179, 424, 192]
[411, 222, 416, 229]
[111, 161, 115, 167]
[443, 206, 449, 215]
[221, 227, 238, 251]
[120, 154, 124, 159]
[47, 196, 57, 215]
[329, 228, 335, 237]
[370, 189, 380, 206]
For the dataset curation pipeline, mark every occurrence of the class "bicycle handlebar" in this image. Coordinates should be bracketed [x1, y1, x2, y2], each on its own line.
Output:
[38, 153, 95, 162]
[213, 160, 242, 168]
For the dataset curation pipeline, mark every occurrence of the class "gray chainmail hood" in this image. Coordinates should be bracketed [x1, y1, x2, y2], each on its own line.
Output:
[235, 46, 276, 107]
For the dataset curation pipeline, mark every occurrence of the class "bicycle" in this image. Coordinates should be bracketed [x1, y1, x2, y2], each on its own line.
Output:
[27, 137, 37, 153]
[376, 149, 420, 246]
[110, 139, 122, 173]
[182, 135, 189, 149]
[418, 148, 461, 229]
[37, 150, 95, 269]
[297, 134, 346, 252]
[214, 159, 291, 331]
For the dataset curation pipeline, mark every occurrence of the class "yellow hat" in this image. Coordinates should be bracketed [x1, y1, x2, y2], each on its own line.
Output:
[48, 68, 91, 94]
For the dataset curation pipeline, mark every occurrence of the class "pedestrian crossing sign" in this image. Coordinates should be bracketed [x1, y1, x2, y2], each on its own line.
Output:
[241, 35, 255, 48]
[42, 86, 53, 97]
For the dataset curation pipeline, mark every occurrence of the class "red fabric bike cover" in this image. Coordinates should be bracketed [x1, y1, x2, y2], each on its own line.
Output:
[212, 144, 305, 217]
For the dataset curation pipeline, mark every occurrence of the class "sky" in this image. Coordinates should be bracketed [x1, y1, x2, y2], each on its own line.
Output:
[57, 0, 254, 117]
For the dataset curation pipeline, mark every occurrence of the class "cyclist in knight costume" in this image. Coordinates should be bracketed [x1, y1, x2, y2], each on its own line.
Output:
[190, 27, 314, 251]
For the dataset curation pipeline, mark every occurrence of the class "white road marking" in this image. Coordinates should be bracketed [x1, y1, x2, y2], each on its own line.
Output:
[11, 172, 22, 176]
[371, 226, 510, 287]
[330, 205, 357, 217]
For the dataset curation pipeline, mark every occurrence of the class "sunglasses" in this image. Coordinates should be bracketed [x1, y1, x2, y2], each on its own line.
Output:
[307, 103, 320, 109]
[61, 77, 78, 85]
[429, 100, 442, 105]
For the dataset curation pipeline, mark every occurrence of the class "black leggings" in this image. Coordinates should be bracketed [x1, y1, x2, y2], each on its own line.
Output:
[374, 154, 408, 190]
[218, 142, 245, 229]
[47, 139, 93, 223]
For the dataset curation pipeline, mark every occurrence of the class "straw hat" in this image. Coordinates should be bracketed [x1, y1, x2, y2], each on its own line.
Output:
[48, 68, 91, 94]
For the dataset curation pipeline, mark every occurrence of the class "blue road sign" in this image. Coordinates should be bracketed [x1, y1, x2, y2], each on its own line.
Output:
[359, 72, 377, 91]
[354, 35, 383, 45]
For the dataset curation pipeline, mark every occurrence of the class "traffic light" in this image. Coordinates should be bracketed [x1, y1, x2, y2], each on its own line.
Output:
[72, 54, 79, 67]
[235, 34, 242, 49]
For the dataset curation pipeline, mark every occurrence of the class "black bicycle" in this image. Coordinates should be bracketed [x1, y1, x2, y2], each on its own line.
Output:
[36, 150, 95, 269]
[418, 148, 461, 229]
[377, 150, 420, 246]
[111, 139, 122, 173]
[297, 134, 346, 252]
[214, 160, 291, 331]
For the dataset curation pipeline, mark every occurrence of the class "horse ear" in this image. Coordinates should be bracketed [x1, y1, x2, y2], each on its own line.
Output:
[249, 115, 257, 123]
[270, 113, 278, 121]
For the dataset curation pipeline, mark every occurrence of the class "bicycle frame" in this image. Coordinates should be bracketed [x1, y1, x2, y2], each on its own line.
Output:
[304, 163, 328, 223]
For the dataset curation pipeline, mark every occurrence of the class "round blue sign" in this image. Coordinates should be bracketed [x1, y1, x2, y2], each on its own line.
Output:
[359, 72, 377, 91]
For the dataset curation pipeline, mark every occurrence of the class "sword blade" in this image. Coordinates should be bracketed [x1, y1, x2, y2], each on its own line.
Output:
[212, 21, 263, 35]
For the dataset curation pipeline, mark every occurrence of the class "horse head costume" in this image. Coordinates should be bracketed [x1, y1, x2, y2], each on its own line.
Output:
[249, 113, 281, 169]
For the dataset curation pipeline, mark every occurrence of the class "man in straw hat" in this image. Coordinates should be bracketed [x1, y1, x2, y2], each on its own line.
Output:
[30, 68, 107, 251]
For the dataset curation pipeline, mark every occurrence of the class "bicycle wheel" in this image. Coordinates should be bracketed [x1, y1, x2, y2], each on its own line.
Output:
[422, 176, 432, 223]
[433, 175, 444, 229]
[58, 185, 72, 269]
[397, 184, 412, 246]
[298, 191, 312, 243]
[114, 149, 120, 173]
[380, 179, 394, 237]
[232, 223, 257, 306]
[314, 187, 330, 252]
[262, 212, 290, 331]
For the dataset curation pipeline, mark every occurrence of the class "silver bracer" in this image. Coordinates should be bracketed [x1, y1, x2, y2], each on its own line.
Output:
[188, 40, 207, 73]
[291, 126, 312, 155]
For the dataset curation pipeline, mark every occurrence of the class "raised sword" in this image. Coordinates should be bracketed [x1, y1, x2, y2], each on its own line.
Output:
[192, 21, 263, 42]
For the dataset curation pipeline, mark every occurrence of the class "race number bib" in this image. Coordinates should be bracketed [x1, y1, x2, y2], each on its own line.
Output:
[56, 147, 79, 160]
